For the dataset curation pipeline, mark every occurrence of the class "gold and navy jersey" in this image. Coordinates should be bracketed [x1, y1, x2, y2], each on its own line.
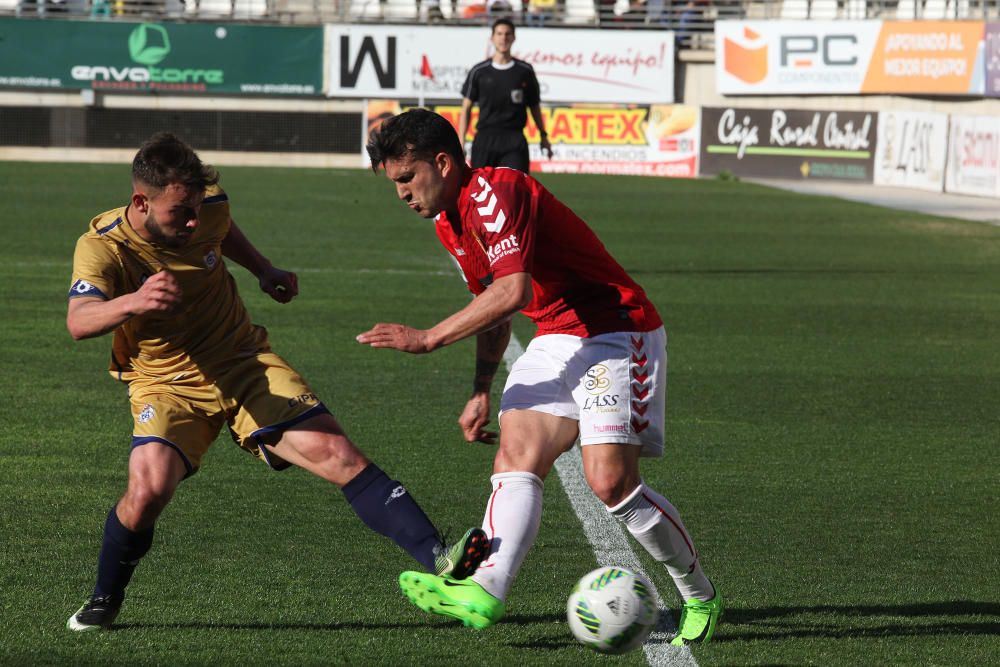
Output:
[68, 185, 267, 383]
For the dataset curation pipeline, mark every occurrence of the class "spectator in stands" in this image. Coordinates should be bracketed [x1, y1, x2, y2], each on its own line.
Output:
[676, 0, 711, 48]
[458, 18, 553, 173]
[526, 0, 558, 25]
[644, 0, 667, 23]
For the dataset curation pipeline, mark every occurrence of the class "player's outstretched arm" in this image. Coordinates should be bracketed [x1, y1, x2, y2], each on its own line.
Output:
[66, 271, 182, 340]
[356, 273, 530, 354]
[221, 219, 298, 304]
[458, 320, 512, 444]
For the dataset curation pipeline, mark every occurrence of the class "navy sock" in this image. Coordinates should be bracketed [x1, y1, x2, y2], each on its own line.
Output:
[342, 463, 441, 571]
[94, 506, 154, 599]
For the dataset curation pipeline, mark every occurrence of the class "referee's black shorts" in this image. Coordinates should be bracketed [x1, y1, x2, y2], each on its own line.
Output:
[471, 131, 530, 173]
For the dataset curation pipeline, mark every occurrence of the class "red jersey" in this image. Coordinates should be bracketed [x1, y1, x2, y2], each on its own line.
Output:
[434, 167, 662, 337]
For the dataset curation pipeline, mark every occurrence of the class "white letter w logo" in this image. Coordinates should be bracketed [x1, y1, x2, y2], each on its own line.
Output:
[471, 176, 507, 233]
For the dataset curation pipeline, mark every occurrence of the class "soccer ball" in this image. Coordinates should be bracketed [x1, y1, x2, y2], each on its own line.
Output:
[567, 566, 658, 654]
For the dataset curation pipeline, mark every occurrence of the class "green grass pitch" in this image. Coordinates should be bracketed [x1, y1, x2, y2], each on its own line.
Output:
[1, 162, 998, 666]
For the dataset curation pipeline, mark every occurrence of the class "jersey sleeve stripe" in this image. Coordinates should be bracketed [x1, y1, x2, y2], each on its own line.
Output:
[96, 217, 123, 236]
[203, 193, 229, 204]
[467, 60, 491, 83]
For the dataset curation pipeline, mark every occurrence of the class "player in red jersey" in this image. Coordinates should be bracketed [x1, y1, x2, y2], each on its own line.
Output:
[359, 109, 721, 644]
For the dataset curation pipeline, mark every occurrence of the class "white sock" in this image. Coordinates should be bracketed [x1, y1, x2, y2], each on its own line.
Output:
[607, 481, 714, 602]
[469, 471, 544, 602]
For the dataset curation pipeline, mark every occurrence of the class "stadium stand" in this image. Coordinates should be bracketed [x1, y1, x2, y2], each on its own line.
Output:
[2, 0, 1000, 50]
[562, 0, 594, 22]
[185, 0, 269, 19]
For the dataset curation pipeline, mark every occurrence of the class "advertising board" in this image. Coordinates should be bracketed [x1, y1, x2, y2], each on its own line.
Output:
[945, 114, 1000, 197]
[716, 20, 984, 96]
[0, 18, 323, 95]
[873, 111, 948, 192]
[331, 26, 674, 104]
[700, 106, 876, 182]
[365, 100, 698, 178]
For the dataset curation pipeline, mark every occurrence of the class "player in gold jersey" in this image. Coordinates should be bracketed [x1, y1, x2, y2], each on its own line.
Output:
[66, 133, 487, 631]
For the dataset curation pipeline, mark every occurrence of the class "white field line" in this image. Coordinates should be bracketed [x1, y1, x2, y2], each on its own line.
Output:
[501, 336, 697, 667]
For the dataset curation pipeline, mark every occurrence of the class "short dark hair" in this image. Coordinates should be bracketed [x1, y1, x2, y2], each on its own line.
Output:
[132, 132, 218, 193]
[492, 18, 515, 35]
[366, 108, 465, 173]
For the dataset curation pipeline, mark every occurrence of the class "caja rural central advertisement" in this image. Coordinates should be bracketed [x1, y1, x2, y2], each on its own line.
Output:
[700, 107, 877, 182]
[365, 101, 699, 178]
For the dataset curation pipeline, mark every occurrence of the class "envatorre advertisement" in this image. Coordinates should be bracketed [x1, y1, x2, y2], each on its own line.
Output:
[330, 26, 674, 104]
[945, 114, 1000, 197]
[986, 23, 1000, 97]
[873, 111, 948, 192]
[0, 18, 323, 95]
[699, 107, 876, 182]
[716, 20, 984, 96]
[364, 100, 698, 178]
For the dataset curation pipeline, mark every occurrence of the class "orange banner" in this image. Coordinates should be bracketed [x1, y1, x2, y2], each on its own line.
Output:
[863, 21, 984, 94]
[433, 105, 649, 146]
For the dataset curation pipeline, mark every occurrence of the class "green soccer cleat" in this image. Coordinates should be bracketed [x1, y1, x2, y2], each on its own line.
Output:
[399, 571, 505, 630]
[671, 586, 723, 646]
[434, 527, 489, 580]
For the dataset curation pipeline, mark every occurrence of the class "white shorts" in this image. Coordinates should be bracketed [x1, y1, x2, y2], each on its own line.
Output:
[500, 327, 666, 457]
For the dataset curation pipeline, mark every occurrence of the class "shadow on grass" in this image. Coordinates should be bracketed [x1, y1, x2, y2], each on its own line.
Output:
[715, 601, 1000, 642]
[507, 637, 577, 651]
[114, 621, 423, 632]
[115, 612, 566, 633]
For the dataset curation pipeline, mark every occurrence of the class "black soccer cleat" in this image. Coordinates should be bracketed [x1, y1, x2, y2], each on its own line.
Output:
[67, 593, 123, 632]
[434, 527, 490, 580]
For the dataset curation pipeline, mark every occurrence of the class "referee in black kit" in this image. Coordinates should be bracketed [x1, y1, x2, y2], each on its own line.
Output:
[457, 18, 554, 173]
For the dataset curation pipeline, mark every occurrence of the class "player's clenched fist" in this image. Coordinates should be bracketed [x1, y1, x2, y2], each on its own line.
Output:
[458, 394, 497, 444]
[258, 266, 299, 304]
[129, 271, 182, 315]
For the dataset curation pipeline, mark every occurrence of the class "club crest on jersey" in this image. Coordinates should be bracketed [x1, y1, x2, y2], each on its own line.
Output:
[204, 250, 218, 269]
[471, 176, 507, 233]
[486, 234, 520, 264]
[138, 404, 156, 424]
